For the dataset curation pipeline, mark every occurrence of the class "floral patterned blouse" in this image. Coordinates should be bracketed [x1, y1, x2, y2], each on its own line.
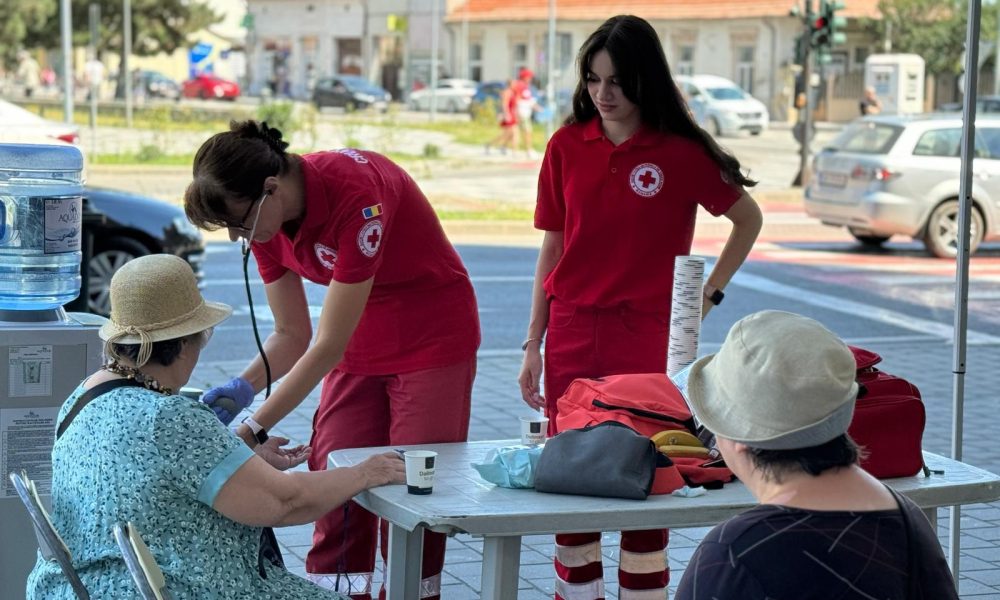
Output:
[26, 382, 345, 599]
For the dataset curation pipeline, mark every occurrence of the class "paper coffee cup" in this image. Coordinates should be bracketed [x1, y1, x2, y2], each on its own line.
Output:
[404, 450, 437, 495]
[520, 416, 549, 446]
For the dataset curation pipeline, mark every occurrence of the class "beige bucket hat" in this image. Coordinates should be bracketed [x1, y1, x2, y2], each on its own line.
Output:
[686, 310, 858, 450]
[99, 254, 232, 366]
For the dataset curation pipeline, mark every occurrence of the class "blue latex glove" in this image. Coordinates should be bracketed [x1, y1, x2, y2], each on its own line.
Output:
[202, 377, 255, 425]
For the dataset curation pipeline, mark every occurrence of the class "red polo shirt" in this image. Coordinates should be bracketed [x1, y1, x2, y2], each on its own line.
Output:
[535, 118, 741, 314]
[252, 149, 480, 375]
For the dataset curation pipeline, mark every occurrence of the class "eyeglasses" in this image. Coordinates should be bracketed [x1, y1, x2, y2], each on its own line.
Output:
[225, 190, 267, 231]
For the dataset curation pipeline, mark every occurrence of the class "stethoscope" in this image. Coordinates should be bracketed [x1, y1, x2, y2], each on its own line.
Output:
[241, 190, 273, 399]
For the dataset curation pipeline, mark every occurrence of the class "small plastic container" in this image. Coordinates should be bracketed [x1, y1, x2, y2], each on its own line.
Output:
[0, 143, 84, 310]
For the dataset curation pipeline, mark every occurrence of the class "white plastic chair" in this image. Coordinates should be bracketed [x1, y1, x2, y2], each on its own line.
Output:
[113, 521, 172, 600]
[8, 470, 90, 599]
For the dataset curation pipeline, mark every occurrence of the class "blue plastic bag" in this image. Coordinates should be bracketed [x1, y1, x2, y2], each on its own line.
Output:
[471, 445, 544, 489]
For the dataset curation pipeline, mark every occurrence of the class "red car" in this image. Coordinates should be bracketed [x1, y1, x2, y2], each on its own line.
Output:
[181, 74, 240, 100]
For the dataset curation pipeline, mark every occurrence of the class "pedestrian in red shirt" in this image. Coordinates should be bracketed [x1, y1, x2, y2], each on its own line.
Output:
[484, 78, 520, 155]
[184, 120, 480, 600]
[516, 15, 762, 600]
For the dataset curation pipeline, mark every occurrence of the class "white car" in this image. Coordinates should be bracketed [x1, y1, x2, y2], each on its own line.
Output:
[0, 99, 79, 145]
[676, 74, 769, 137]
[408, 79, 478, 113]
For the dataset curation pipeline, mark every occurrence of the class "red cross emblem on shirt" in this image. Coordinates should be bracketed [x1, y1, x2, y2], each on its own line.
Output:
[629, 163, 665, 197]
[357, 220, 384, 258]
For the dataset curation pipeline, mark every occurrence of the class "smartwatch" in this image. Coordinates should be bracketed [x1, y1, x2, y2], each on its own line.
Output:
[241, 416, 269, 445]
[703, 284, 725, 306]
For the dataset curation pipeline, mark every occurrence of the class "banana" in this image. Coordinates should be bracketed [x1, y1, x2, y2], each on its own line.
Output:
[650, 429, 704, 448]
[658, 444, 712, 459]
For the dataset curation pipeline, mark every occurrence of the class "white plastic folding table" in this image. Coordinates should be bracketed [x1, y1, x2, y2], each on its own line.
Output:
[329, 440, 1000, 600]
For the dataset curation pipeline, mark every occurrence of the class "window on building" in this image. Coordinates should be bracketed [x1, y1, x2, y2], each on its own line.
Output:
[513, 43, 528, 64]
[854, 47, 870, 71]
[557, 33, 573, 71]
[735, 45, 755, 93]
[469, 42, 483, 81]
[678, 45, 695, 75]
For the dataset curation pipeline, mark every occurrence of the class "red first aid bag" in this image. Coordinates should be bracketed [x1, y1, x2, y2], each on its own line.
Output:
[847, 346, 926, 479]
[556, 373, 733, 492]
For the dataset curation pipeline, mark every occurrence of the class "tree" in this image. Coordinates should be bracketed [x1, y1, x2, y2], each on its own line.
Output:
[22, 0, 220, 90]
[0, 0, 57, 67]
[861, 0, 999, 75]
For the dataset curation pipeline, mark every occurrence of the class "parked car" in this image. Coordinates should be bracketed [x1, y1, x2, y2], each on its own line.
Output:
[80, 187, 205, 315]
[468, 80, 550, 123]
[804, 114, 1000, 258]
[136, 70, 181, 100]
[181, 73, 240, 101]
[409, 78, 478, 113]
[938, 95, 1000, 113]
[676, 74, 769, 137]
[313, 75, 391, 111]
[0, 99, 79, 145]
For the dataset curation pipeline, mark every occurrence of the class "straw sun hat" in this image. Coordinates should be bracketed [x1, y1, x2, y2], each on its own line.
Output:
[99, 254, 232, 367]
[685, 310, 859, 450]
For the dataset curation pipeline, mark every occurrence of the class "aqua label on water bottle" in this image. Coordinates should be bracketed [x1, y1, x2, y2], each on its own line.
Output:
[44, 197, 81, 254]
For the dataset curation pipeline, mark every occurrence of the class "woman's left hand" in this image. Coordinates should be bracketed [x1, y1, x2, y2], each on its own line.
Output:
[254, 436, 311, 470]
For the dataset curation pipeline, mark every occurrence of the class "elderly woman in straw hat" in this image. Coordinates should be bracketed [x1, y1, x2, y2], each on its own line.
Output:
[27, 254, 404, 600]
[674, 310, 957, 600]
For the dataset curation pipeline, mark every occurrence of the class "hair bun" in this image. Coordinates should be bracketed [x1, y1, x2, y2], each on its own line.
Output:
[259, 121, 289, 153]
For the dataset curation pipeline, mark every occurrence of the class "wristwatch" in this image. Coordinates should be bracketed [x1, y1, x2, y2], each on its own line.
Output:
[703, 284, 725, 306]
[241, 416, 269, 445]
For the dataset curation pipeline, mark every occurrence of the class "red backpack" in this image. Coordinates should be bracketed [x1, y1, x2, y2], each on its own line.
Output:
[556, 373, 734, 492]
[847, 347, 927, 478]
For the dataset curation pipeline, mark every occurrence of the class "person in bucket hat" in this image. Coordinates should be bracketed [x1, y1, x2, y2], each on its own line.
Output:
[675, 310, 956, 600]
[27, 254, 404, 600]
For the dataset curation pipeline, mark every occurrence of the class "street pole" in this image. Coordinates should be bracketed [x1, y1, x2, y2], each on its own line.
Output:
[429, 0, 440, 121]
[60, 0, 74, 123]
[951, 0, 982, 582]
[793, 0, 814, 187]
[461, 2, 469, 78]
[994, 10, 1000, 96]
[123, 0, 133, 128]
[546, 0, 556, 141]
[89, 2, 100, 161]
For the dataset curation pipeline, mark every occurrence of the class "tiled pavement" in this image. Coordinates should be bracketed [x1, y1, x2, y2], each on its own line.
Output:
[191, 338, 1000, 598]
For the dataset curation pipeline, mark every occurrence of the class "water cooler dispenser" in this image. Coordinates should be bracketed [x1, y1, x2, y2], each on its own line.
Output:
[0, 143, 106, 598]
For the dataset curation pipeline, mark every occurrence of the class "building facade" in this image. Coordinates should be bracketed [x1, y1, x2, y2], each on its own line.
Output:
[443, 0, 883, 122]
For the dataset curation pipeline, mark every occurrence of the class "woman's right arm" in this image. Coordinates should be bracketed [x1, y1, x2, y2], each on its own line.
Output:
[518, 230, 563, 409]
[238, 270, 314, 392]
[213, 451, 405, 527]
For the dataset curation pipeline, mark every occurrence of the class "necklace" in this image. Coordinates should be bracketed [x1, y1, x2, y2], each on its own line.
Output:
[102, 360, 173, 395]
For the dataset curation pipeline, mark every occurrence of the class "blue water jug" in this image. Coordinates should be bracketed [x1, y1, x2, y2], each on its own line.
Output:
[0, 143, 84, 310]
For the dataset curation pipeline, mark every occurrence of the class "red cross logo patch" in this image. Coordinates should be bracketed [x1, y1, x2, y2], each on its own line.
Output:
[629, 163, 664, 197]
[357, 220, 383, 258]
[314, 243, 338, 269]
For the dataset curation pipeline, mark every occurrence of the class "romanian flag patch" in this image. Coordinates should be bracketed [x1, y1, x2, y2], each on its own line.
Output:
[361, 203, 383, 219]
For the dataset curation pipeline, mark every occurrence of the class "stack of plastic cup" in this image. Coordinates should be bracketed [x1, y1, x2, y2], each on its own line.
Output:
[668, 256, 705, 378]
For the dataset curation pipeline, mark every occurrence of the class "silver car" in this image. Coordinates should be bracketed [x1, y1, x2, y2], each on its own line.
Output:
[804, 115, 1000, 257]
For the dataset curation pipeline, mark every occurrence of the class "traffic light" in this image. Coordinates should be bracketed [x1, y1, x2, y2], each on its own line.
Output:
[811, 0, 847, 50]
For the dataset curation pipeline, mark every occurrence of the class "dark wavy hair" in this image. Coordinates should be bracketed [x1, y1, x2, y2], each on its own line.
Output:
[567, 15, 756, 188]
[746, 434, 865, 483]
[184, 120, 292, 231]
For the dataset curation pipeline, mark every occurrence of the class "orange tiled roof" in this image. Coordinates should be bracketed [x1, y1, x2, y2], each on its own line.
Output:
[446, 0, 882, 23]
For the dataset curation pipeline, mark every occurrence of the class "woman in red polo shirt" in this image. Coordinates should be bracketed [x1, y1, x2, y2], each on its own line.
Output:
[184, 120, 479, 600]
[517, 15, 762, 600]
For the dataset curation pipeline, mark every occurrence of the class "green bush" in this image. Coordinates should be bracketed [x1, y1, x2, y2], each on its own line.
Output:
[422, 143, 441, 159]
[136, 144, 165, 162]
[471, 98, 500, 126]
[257, 101, 298, 137]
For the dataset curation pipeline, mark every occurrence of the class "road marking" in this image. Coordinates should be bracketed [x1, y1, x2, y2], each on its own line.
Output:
[721, 265, 1000, 344]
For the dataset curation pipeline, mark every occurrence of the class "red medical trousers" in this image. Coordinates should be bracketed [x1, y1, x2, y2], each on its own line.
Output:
[305, 358, 475, 600]
[544, 298, 670, 600]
